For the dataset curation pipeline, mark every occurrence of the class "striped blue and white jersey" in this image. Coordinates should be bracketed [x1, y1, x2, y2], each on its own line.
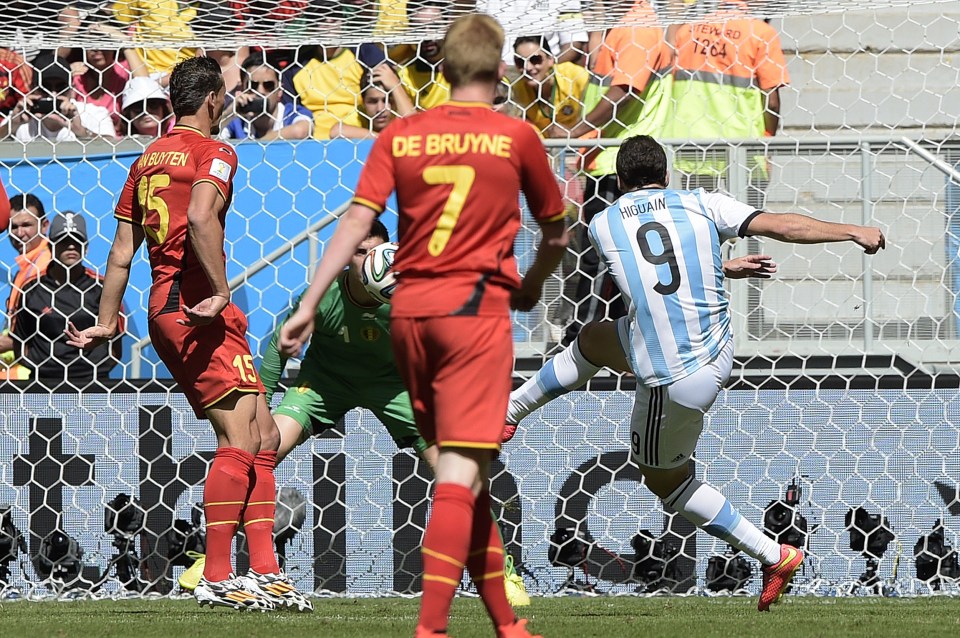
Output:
[587, 188, 758, 386]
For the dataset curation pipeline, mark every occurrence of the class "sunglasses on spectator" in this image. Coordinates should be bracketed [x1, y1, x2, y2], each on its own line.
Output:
[515, 54, 545, 68]
[493, 95, 507, 105]
[250, 80, 278, 92]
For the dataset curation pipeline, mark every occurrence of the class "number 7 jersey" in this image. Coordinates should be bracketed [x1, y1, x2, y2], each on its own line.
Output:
[352, 101, 565, 318]
[114, 125, 239, 320]
[588, 188, 759, 386]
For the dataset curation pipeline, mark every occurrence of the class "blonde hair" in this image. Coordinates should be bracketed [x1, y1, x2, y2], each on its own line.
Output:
[441, 13, 505, 88]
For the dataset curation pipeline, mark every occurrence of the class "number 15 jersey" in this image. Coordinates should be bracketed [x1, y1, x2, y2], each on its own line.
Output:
[352, 101, 565, 318]
[589, 188, 759, 386]
[115, 125, 238, 320]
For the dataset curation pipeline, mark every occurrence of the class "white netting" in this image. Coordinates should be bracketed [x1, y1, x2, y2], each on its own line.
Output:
[1, 0, 960, 600]
[5, 0, 955, 50]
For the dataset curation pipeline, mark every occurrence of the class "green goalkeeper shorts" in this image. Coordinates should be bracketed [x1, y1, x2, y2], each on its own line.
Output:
[274, 379, 427, 454]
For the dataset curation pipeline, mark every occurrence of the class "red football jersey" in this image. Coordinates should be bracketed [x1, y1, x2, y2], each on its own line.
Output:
[353, 101, 565, 317]
[115, 125, 238, 319]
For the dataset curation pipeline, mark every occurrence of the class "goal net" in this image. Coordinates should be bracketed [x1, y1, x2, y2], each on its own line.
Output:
[1, 0, 959, 600]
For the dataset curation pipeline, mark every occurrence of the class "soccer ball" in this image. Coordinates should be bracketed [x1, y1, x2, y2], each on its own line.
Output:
[360, 241, 399, 304]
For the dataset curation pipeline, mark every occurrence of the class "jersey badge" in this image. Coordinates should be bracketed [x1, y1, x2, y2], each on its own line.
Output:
[210, 158, 232, 182]
[360, 326, 381, 342]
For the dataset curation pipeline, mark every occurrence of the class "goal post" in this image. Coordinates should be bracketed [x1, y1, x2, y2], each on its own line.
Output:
[1, 1, 960, 599]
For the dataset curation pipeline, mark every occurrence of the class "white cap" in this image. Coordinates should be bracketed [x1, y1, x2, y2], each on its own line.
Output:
[121, 76, 167, 111]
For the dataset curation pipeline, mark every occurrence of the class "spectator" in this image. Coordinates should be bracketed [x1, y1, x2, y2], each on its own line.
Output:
[511, 36, 590, 133]
[0, 48, 34, 120]
[110, 0, 197, 78]
[207, 48, 250, 94]
[547, 0, 674, 345]
[71, 45, 131, 135]
[0, 193, 52, 381]
[219, 52, 312, 141]
[669, 0, 790, 208]
[394, 2, 451, 110]
[120, 76, 173, 138]
[9, 1, 80, 61]
[5, 54, 117, 142]
[478, 0, 589, 65]
[331, 65, 413, 138]
[10, 211, 124, 386]
[293, 42, 366, 140]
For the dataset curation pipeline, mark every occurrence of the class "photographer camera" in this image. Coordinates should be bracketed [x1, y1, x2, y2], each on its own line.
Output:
[548, 527, 592, 592]
[845, 505, 895, 595]
[914, 519, 960, 590]
[219, 53, 312, 141]
[4, 54, 115, 142]
[104, 493, 146, 592]
[34, 528, 88, 593]
[0, 504, 27, 595]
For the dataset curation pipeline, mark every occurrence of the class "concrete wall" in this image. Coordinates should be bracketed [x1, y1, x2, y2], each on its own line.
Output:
[776, 7, 960, 134]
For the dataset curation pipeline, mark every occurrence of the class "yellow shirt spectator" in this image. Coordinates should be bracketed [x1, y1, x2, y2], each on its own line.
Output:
[111, 0, 197, 76]
[511, 61, 589, 133]
[294, 49, 365, 140]
[374, 0, 408, 36]
[397, 63, 450, 110]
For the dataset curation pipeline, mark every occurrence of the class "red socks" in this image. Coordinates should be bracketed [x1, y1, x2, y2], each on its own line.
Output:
[418, 484, 516, 633]
[466, 491, 514, 627]
[203, 447, 254, 582]
[243, 450, 281, 575]
[419, 483, 476, 632]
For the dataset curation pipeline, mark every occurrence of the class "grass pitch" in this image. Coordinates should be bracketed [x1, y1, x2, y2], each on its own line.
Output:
[2, 596, 958, 638]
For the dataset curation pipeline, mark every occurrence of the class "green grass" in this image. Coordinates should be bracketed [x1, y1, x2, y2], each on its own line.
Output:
[2, 596, 959, 638]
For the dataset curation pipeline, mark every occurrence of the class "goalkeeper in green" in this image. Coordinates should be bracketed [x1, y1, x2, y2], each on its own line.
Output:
[260, 220, 431, 466]
[258, 220, 530, 606]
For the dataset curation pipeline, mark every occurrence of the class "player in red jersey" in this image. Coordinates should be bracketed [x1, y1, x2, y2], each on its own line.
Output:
[66, 57, 311, 612]
[280, 13, 568, 638]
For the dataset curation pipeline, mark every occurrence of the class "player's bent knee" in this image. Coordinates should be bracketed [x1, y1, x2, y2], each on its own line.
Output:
[255, 398, 281, 452]
[206, 391, 263, 453]
[578, 320, 629, 372]
[639, 464, 692, 499]
[435, 446, 495, 494]
[274, 414, 308, 462]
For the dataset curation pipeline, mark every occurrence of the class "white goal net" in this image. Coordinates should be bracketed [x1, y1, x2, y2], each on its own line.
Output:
[1, 0, 959, 600]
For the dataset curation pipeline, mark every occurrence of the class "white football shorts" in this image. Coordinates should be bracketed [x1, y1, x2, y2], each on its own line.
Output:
[617, 317, 734, 469]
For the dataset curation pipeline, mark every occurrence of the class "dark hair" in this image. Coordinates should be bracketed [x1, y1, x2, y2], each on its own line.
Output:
[513, 36, 552, 54]
[241, 51, 281, 81]
[9, 193, 45, 220]
[169, 57, 225, 119]
[359, 69, 376, 96]
[122, 98, 172, 137]
[369, 220, 390, 242]
[616, 135, 668, 189]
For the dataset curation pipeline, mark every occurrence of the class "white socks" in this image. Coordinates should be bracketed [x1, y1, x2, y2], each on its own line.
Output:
[507, 338, 602, 424]
[665, 475, 782, 565]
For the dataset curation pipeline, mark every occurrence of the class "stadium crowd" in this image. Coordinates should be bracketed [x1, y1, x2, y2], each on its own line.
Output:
[1, 1, 787, 143]
[0, 0, 791, 379]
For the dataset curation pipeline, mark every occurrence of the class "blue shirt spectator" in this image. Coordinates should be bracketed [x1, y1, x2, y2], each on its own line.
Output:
[219, 52, 313, 141]
[221, 100, 313, 140]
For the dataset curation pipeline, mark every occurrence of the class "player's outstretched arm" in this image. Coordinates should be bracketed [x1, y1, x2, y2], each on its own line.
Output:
[723, 254, 778, 279]
[279, 204, 378, 356]
[745, 212, 886, 254]
[66, 221, 144, 349]
[259, 294, 303, 402]
[181, 182, 231, 326]
[512, 219, 569, 311]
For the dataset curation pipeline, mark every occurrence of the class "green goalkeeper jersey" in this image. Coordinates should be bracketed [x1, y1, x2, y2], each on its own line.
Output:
[260, 271, 398, 400]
